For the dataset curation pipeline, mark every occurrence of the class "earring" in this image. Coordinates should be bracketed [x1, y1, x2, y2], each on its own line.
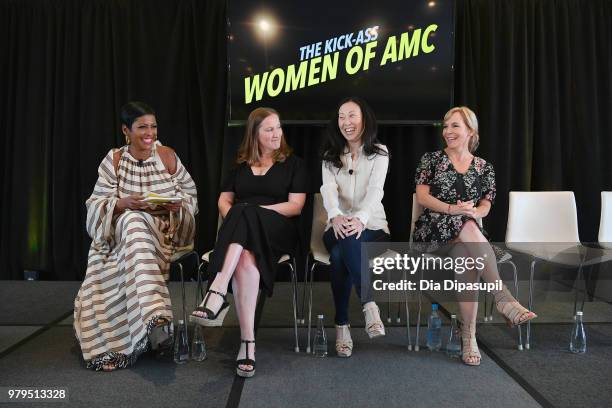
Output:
[125, 135, 131, 145]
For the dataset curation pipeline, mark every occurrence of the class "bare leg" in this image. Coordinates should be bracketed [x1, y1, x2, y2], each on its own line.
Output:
[193, 243, 244, 318]
[232, 250, 259, 372]
[450, 243, 480, 365]
[456, 221, 535, 325]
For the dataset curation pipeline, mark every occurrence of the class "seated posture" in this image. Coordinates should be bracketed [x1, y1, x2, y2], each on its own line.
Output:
[320, 97, 390, 358]
[74, 101, 198, 371]
[413, 106, 536, 366]
[191, 107, 306, 377]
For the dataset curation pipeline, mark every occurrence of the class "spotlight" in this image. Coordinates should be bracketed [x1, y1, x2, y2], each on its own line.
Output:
[259, 19, 271, 32]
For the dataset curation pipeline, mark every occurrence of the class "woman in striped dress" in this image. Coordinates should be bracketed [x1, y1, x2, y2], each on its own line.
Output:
[74, 101, 198, 371]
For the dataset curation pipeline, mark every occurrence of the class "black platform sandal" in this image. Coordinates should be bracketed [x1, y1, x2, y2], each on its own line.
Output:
[189, 289, 230, 327]
[236, 339, 256, 378]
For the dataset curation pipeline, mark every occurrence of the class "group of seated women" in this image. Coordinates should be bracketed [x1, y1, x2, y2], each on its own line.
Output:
[74, 99, 536, 376]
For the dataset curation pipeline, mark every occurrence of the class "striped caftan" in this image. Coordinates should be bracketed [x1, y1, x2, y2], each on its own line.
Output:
[74, 142, 197, 370]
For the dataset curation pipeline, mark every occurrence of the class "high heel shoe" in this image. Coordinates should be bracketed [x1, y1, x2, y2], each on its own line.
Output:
[236, 339, 256, 378]
[461, 321, 481, 366]
[335, 325, 353, 358]
[363, 301, 386, 339]
[494, 286, 537, 327]
[189, 289, 230, 327]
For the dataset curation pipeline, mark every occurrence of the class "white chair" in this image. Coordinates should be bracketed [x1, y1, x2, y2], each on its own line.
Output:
[576, 192, 612, 310]
[199, 214, 301, 353]
[505, 191, 586, 350]
[411, 194, 523, 350]
[305, 193, 331, 353]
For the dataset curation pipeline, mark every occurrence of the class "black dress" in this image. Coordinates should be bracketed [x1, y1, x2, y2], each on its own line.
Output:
[209, 155, 307, 296]
[412, 150, 497, 250]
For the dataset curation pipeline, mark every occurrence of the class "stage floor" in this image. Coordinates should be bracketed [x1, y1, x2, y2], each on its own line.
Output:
[1, 281, 611, 407]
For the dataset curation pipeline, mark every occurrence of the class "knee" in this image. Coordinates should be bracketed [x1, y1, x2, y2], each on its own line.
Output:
[117, 212, 151, 241]
[235, 250, 257, 278]
[460, 220, 484, 239]
[329, 245, 343, 265]
[118, 211, 147, 230]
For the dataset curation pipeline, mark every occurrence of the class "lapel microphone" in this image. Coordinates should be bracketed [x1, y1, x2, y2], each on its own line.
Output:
[349, 169, 354, 175]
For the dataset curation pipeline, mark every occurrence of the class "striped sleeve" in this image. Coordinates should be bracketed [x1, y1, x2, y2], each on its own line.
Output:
[171, 154, 198, 247]
[85, 150, 119, 249]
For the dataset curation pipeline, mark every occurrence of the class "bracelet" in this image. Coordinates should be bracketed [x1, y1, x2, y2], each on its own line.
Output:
[447, 204, 451, 215]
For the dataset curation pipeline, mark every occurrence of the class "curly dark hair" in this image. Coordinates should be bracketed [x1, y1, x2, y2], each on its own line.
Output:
[321, 96, 388, 170]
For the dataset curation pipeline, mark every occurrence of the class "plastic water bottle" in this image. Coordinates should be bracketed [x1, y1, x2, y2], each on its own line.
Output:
[446, 314, 461, 358]
[191, 324, 207, 361]
[569, 311, 586, 353]
[313, 315, 328, 357]
[426, 303, 442, 351]
[173, 320, 190, 364]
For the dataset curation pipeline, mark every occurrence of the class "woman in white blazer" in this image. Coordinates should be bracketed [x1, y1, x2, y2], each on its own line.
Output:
[320, 97, 390, 358]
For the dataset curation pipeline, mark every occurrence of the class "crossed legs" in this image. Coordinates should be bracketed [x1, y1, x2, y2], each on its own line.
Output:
[192, 243, 259, 372]
[453, 220, 536, 364]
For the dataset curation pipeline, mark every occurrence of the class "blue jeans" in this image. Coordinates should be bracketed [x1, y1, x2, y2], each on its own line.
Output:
[323, 228, 390, 325]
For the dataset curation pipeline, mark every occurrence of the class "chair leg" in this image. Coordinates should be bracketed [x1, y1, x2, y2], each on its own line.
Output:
[580, 265, 594, 312]
[178, 263, 187, 325]
[195, 261, 207, 309]
[386, 269, 392, 323]
[573, 263, 586, 317]
[526, 259, 536, 350]
[289, 259, 300, 353]
[299, 257, 309, 325]
[403, 270, 412, 351]
[482, 290, 488, 322]
[415, 268, 423, 351]
[506, 260, 523, 350]
[306, 262, 316, 353]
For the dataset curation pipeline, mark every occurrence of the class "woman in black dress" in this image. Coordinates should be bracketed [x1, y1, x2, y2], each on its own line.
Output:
[414, 106, 536, 366]
[191, 108, 306, 377]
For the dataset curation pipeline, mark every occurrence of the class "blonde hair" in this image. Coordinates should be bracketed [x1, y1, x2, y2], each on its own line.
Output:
[443, 106, 480, 153]
[237, 107, 292, 165]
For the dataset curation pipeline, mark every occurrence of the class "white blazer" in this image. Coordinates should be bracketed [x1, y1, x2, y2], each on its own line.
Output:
[320, 144, 390, 233]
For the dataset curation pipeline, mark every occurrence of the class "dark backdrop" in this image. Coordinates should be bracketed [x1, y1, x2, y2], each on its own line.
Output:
[1, 0, 610, 280]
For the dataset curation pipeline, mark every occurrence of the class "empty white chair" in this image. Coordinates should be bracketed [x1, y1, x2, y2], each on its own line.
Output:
[505, 191, 585, 350]
[599, 192, 612, 249]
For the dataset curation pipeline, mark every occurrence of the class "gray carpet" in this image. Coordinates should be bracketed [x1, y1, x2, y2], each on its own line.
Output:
[0, 326, 42, 354]
[0, 281, 79, 325]
[4, 281, 612, 407]
[0, 326, 239, 408]
[477, 323, 612, 408]
[240, 328, 540, 408]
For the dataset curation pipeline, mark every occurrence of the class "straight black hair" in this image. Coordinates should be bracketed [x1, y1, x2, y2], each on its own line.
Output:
[321, 96, 387, 170]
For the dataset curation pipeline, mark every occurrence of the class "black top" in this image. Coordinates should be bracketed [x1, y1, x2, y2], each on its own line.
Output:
[222, 155, 308, 206]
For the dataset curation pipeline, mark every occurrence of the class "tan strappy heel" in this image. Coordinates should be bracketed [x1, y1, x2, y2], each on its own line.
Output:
[494, 286, 537, 327]
[363, 302, 386, 339]
[335, 325, 353, 358]
[461, 321, 481, 366]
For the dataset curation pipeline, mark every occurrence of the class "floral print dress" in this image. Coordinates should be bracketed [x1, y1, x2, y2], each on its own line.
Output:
[412, 150, 498, 253]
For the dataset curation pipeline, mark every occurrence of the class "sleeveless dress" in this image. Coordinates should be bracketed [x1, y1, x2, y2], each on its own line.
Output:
[74, 142, 197, 370]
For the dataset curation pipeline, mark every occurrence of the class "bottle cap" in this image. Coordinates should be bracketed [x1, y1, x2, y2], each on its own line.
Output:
[576, 311, 583, 316]
[317, 314, 324, 319]
[431, 303, 438, 311]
